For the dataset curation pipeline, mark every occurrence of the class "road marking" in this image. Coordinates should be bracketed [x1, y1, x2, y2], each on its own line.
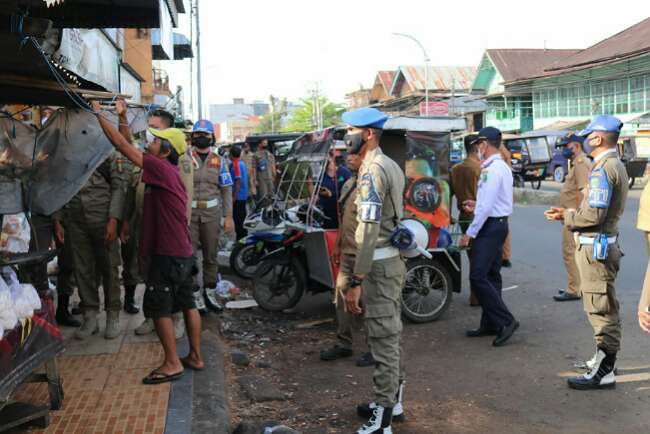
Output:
[503, 285, 519, 292]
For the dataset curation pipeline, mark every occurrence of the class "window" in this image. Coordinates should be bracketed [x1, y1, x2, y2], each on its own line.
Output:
[539, 90, 548, 118]
[579, 84, 591, 116]
[631, 76, 645, 112]
[591, 83, 603, 114]
[548, 89, 557, 117]
[558, 88, 567, 116]
[615, 79, 629, 114]
[533, 92, 540, 118]
[568, 87, 579, 116]
[603, 82, 615, 114]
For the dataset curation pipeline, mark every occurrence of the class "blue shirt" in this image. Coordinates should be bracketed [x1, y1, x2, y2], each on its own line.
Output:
[319, 165, 352, 229]
[230, 158, 249, 201]
[466, 154, 513, 238]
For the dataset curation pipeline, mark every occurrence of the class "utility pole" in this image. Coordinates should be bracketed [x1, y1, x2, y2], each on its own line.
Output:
[392, 33, 431, 116]
[195, 0, 203, 119]
[189, 0, 194, 118]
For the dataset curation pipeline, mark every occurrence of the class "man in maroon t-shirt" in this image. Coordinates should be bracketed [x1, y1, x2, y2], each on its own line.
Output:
[93, 100, 204, 384]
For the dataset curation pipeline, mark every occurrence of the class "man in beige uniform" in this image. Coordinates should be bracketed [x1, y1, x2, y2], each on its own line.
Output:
[499, 143, 513, 268]
[242, 142, 257, 201]
[545, 115, 627, 390]
[189, 120, 234, 310]
[55, 151, 128, 340]
[553, 135, 593, 302]
[341, 108, 406, 433]
[254, 139, 276, 200]
[320, 153, 374, 367]
[637, 181, 650, 332]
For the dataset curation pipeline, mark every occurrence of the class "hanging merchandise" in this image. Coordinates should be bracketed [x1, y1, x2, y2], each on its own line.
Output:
[0, 274, 17, 332]
[0, 213, 31, 254]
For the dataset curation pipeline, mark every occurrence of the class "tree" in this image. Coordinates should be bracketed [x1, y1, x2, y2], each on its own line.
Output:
[255, 95, 288, 134]
[284, 95, 344, 132]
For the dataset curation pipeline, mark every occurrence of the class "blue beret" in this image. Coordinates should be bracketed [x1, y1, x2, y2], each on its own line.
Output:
[342, 108, 389, 129]
[559, 134, 584, 146]
[474, 126, 502, 143]
[577, 115, 623, 137]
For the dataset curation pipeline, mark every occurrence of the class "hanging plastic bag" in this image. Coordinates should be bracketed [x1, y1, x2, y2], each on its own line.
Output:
[0, 213, 31, 254]
[0, 273, 17, 330]
[2, 267, 32, 320]
[21, 284, 41, 311]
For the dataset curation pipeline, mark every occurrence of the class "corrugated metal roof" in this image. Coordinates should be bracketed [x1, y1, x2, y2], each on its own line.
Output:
[545, 17, 650, 73]
[393, 65, 476, 93]
[486, 49, 580, 82]
[377, 71, 395, 93]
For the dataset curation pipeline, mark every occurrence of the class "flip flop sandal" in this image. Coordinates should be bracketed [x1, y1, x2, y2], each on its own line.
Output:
[180, 358, 205, 371]
[142, 369, 184, 385]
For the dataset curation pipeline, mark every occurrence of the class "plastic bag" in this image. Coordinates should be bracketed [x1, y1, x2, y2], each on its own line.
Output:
[21, 284, 41, 311]
[0, 213, 31, 254]
[0, 274, 17, 330]
[2, 267, 32, 320]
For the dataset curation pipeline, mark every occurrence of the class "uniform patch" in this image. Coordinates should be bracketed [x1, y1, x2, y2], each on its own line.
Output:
[181, 159, 192, 175]
[588, 167, 611, 209]
[480, 169, 489, 184]
[219, 158, 234, 187]
[359, 172, 382, 223]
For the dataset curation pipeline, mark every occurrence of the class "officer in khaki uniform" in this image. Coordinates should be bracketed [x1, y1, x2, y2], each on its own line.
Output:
[637, 181, 650, 333]
[341, 108, 406, 433]
[499, 143, 513, 268]
[553, 135, 593, 302]
[55, 151, 128, 340]
[254, 139, 276, 200]
[242, 142, 257, 200]
[545, 115, 627, 390]
[189, 120, 233, 309]
[320, 153, 373, 367]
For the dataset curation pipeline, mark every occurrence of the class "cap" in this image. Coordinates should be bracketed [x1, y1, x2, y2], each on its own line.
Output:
[192, 119, 215, 134]
[472, 126, 502, 144]
[341, 107, 389, 129]
[577, 115, 623, 137]
[558, 134, 584, 146]
[149, 128, 187, 156]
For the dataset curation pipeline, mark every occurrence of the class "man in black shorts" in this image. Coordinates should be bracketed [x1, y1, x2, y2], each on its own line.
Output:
[93, 100, 204, 384]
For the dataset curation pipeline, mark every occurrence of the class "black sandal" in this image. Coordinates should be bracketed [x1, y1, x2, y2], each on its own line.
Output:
[142, 369, 184, 385]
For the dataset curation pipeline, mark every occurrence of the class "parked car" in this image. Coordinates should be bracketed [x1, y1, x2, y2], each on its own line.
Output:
[503, 133, 552, 189]
[519, 130, 570, 183]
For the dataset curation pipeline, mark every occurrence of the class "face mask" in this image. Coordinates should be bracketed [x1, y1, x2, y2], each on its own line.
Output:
[583, 136, 599, 155]
[343, 131, 366, 155]
[562, 148, 574, 159]
[193, 136, 211, 149]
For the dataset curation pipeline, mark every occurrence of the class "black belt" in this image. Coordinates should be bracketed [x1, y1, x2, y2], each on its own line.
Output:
[487, 216, 508, 222]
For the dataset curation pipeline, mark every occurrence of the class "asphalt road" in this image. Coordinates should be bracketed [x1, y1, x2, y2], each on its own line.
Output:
[224, 179, 650, 433]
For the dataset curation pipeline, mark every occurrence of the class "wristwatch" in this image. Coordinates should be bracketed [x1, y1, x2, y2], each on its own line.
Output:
[349, 275, 364, 288]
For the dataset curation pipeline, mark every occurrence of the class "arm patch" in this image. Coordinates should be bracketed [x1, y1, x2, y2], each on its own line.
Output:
[588, 167, 611, 209]
[359, 171, 382, 223]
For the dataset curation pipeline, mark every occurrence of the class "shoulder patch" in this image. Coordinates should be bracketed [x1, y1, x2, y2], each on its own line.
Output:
[181, 158, 192, 174]
[588, 167, 611, 208]
[359, 172, 382, 223]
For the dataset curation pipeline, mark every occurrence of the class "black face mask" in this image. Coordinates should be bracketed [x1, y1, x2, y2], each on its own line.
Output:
[192, 136, 211, 149]
[343, 131, 366, 155]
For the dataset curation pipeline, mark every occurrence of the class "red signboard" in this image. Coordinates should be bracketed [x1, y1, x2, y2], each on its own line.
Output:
[420, 101, 449, 116]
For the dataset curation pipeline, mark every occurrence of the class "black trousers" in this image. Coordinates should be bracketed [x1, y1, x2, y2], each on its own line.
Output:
[469, 217, 515, 330]
[233, 200, 248, 241]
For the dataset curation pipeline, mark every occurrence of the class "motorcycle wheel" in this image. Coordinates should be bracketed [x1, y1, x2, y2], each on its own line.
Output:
[230, 242, 267, 279]
[401, 258, 453, 323]
[253, 256, 305, 312]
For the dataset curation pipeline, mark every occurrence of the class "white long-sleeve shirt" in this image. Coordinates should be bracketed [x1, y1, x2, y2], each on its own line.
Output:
[466, 153, 513, 238]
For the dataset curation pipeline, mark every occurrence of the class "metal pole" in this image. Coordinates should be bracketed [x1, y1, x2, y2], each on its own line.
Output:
[189, 0, 194, 118]
[195, 0, 203, 119]
[392, 33, 430, 116]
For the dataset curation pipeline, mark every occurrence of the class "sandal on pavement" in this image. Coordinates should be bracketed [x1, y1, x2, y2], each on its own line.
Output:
[142, 369, 184, 385]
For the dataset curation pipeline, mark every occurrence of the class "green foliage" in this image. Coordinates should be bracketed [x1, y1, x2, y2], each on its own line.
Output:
[284, 96, 344, 132]
[255, 96, 289, 134]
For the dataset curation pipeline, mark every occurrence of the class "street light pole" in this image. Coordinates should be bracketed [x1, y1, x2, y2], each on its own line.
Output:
[195, 0, 203, 119]
[392, 33, 431, 116]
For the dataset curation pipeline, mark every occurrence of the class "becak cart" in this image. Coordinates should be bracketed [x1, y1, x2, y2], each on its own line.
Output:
[252, 116, 466, 322]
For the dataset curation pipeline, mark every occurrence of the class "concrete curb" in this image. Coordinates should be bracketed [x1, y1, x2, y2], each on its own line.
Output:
[191, 330, 230, 434]
[513, 187, 559, 206]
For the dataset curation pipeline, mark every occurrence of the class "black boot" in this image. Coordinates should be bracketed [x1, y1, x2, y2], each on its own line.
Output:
[320, 345, 353, 361]
[56, 294, 81, 327]
[567, 349, 616, 390]
[356, 405, 393, 433]
[357, 381, 405, 422]
[123, 285, 140, 314]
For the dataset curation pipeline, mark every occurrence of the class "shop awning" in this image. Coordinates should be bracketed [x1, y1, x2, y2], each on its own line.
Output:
[151, 29, 193, 60]
[0, 0, 162, 29]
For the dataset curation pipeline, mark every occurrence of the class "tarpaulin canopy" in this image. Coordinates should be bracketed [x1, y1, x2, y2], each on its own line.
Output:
[0, 106, 147, 216]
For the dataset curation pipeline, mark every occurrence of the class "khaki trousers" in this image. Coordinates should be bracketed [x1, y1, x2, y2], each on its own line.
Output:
[576, 243, 622, 353]
[362, 256, 406, 408]
[67, 221, 121, 313]
[562, 226, 580, 295]
[190, 216, 220, 288]
[335, 255, 366, 350]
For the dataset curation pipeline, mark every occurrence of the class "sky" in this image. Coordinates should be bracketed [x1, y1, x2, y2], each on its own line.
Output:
[163, 0, 648, 120]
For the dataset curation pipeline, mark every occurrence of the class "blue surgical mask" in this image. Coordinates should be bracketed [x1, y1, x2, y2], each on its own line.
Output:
[562, 148, 574, 159]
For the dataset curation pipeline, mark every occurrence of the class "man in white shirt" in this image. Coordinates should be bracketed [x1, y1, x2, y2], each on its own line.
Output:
[460, 127, 519, 347]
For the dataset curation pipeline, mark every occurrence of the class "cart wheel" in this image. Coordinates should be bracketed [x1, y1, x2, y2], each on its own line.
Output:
[230, 242, 267, 279]
[401, 258, 453, 323]
[514, 175, 525, 188]
[629, 177, 635, 189]
[253, 256, 305, 311]
[531, 179, 542, 190]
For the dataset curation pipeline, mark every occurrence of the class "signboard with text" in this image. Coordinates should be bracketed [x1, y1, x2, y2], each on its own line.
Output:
[420, 101, 449, 116]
